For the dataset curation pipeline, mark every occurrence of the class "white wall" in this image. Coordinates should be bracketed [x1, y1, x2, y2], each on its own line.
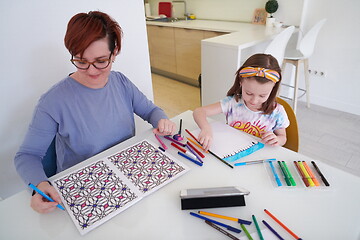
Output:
[298, 0, 360, 115]
[0, 0, 152, 199]
[147, 0, 303, 26]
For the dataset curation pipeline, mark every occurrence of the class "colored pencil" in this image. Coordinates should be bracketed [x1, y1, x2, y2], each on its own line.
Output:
[264, 209, 302, 240]
[311, 161, 330, 186]
[278, 161, 291, 186]
[234, 158, 276, 166]
[177, 152, 203, 166]
[186, 144, 203, 163]
[28, 184, 65, 211]
[298, 161, 315, 187]
[293, 161, 309, 187]
[186, 141, 205, 158]
[190, 212, 242, 233]
[205, 220, 240, 240]
[154, 134, 167, 150]
[170, 142, 186, 153]
[252, 215, 264, 240]
[241, 224, 253, 240]
[185, 129, 233, 168]
[269, 161, 282, 186]
[164, 135, 186, 147]
[186, 137, 207, 152]
[282, 161, 296, 186]
[262, 220, 284, 240]
[198, 211, 251, 225]
[302, 161, 320, 186]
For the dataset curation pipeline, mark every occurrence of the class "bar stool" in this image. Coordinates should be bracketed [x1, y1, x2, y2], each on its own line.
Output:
[282, 19, 327, 113]
[264, 25, 295, 66]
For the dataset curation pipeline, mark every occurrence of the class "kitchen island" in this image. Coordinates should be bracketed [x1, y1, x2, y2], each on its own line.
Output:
[146, 20, 287, 104]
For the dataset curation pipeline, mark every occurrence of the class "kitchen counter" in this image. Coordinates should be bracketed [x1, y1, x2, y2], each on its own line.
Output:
[146, 19, 283, 48]
[147, 20, 291, 105]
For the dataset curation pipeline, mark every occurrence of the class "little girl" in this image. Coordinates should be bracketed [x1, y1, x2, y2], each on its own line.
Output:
[193, 53, 289, 150]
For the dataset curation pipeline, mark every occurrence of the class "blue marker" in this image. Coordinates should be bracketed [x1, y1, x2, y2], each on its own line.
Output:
[178, 152, 203, 166]
[234, 158, 276, 166]
[269, 161, 282, 186]
[28, 183, 65, 211]
[190, 212, 242, 233]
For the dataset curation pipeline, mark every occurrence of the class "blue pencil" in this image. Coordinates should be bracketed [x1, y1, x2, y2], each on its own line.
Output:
[28, 183, 65, 211]
[177, 152, 203, 166]
[190, 212, 241, 233]
[262, 220, 284, 240]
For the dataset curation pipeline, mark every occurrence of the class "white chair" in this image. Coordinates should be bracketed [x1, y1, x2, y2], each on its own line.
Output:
[265, 25, 295, 66]
[282, 19, 327, 113]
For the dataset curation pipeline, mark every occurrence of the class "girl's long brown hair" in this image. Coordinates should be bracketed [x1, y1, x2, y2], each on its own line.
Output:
[227, 54, 281, 114]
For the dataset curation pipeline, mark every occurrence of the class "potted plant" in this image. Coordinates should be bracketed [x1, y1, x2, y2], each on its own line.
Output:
[265, 0, 278, 27]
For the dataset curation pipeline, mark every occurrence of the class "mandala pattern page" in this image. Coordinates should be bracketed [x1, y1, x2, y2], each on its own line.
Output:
[108, 139, 189, 196]
[52, 160, 142, 235]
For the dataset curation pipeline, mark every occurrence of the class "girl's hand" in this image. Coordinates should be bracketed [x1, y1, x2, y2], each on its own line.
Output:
[197, 126, 213, 151]
[261, 131, 280, 146]
[153, 119, 176, 136]
[30, 181, 62, 214]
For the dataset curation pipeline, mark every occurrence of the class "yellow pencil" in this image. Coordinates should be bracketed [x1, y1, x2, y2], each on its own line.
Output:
[298, 161, 315, 187]
[302, 161, 320, 186]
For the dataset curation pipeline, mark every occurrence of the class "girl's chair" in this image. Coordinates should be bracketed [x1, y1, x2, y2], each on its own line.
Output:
[276, 97, 299, 152]
[264, 26, 295, 66]
[282, 19, 327, 113]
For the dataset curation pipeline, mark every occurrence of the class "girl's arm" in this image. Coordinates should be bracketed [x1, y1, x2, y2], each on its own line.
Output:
[261, 128, 287, 147]
[193, 102, 222, 150]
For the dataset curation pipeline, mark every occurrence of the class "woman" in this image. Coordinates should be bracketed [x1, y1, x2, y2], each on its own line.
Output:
[14, 11, 176, 213]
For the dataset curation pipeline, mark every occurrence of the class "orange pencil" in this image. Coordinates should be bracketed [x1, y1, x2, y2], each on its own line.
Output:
[186, 137, 208, 153]
[302, 161, 320, 186]
[264, 209, 302, 240]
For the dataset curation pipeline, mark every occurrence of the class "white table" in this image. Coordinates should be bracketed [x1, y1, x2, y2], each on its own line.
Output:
[1, 111, 360, 239]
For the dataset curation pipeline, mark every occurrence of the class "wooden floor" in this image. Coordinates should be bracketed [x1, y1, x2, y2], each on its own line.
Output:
[152, 73, 360, 177]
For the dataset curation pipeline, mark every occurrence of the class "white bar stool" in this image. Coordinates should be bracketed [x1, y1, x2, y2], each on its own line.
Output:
[282, 19, 327, 113]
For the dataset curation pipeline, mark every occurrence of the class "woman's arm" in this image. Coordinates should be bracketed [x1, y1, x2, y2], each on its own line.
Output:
[193, 102, 222, 150]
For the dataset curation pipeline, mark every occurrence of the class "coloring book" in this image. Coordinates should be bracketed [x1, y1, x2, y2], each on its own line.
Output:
[51, 140, 189, 235]
[192, 121, 264, 162]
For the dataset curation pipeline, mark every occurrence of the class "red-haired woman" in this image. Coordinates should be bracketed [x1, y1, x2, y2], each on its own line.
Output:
[15, 11, 176, 213]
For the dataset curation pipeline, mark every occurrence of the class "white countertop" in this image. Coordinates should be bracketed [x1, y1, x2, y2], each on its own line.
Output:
[146, 19, 285, 49]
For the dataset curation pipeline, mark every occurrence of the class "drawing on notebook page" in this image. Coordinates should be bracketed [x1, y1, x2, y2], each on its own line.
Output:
[52, 140, 189, 235]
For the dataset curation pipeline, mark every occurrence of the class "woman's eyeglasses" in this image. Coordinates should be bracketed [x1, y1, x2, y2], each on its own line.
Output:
[70, 53, 112, 70]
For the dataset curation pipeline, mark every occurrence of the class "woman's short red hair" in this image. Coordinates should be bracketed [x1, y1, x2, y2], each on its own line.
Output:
[64, 11, 122, 57]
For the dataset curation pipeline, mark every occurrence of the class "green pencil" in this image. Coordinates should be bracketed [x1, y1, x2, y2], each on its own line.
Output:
[252, 215, 264, 240]
[240, 223, 253, 240]
[282, 161, 296, 186]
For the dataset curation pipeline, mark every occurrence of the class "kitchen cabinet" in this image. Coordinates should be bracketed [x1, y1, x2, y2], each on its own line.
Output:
[174, 28, 204, 80]
[147, 24, 225, 86]
[146, 25, 176, 74]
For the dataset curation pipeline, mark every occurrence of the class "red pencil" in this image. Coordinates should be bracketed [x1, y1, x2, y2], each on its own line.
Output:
[170, 142, 186, 153]
[185, 129, 199, 142]
[187, 141, 205, 158]
[264, 209, 302, 240]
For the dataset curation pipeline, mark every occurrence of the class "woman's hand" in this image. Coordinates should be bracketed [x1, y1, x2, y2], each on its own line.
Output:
[153, 119, 176, 136]
[30, 181, 62, 214]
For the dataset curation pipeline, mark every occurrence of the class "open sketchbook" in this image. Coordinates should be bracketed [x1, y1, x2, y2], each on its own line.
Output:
[192, 122, 264, 162]
[51, 140, 189, 235]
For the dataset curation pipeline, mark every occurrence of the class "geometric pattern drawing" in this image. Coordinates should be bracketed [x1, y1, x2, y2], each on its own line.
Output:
[53, 160, 139, 234]
[108, 140, 187, 194]
[52, 139, 189, 235]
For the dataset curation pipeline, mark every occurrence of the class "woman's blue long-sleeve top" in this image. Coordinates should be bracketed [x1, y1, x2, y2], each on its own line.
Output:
[14, 71, 167, 186]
